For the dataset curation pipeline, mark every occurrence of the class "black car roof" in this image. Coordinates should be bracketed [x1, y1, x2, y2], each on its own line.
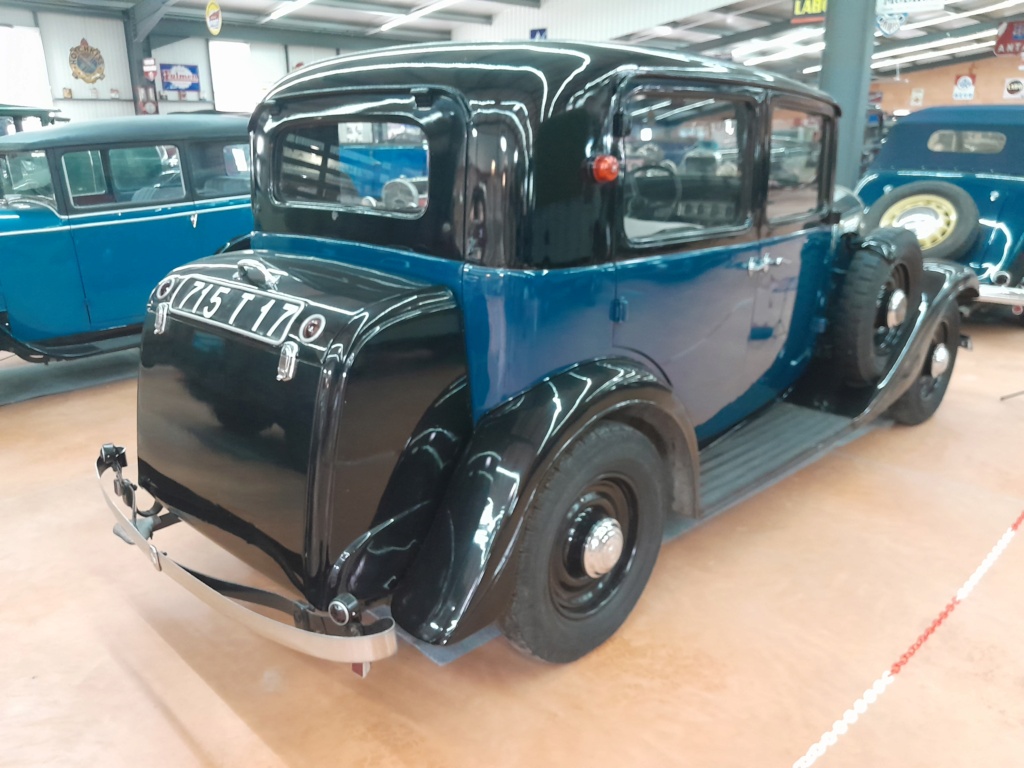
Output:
[266, 41, 838, 115]
[0, 113, 250, 151]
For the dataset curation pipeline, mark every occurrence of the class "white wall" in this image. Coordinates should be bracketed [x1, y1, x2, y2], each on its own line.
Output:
[250, 42, 289, 103]
[37, 12, 134, 119]
[152, 38, 213, 113]
[286, 45, 339, 72]
[452, 0, 734, 41]
[0, 7, 34, 26]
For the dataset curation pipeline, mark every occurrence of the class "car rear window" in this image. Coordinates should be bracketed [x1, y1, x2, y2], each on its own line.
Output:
[927, 130, 1006, 154]
[275, 119, 428, 217]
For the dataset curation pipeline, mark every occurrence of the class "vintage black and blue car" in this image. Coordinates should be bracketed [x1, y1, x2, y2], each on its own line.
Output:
[0, 114, 251, 362]
[97, 42, 978, 674]
[857, 105, 1024, 317]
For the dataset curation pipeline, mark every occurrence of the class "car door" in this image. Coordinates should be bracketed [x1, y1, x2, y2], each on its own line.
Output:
[747, 98, 836, 393]
[186, 139, 254, 253]
[612, 84, 766, 442]
[62, 142, 199, 330]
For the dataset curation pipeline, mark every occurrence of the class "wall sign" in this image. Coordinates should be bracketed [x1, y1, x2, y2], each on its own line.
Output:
[877, 13, 908, 36]
[792, 0, 826, 24]
[1005, 77, 1024, 99]
[206, 1, 223, 36]
[910, 87, 925, 107]
[530, 28, 548, 40]
[160, 64, 201, 92]
[994, 20, 1024, 56]
[69, 38, 105, 84]
[143, 57, 158, 82]
[876, 0, 946, 11]
[952, 74, 976, 101]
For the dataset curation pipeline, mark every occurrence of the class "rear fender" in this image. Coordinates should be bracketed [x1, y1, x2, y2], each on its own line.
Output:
[390, 358, 699, 645]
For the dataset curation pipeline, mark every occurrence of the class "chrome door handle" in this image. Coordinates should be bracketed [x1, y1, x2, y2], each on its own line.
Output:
[190, 212, 198, 228]
[746, 255, 769, 274]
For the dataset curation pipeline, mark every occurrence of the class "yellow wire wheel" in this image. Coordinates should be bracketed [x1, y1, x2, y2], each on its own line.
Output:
[879, 194, 959, 250]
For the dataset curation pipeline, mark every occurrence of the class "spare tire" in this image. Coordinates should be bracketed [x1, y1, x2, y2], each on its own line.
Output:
[862, 181, 979, 262]
[831, 227, 924, 386]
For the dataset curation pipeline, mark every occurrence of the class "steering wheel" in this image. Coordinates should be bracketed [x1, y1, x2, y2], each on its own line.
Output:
[625, 164, 681, 222]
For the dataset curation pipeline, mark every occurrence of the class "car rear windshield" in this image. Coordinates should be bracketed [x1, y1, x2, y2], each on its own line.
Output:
[275, 119, 428, 217]
[927, 130, 1006, 154]
[0, 150, 55, 206]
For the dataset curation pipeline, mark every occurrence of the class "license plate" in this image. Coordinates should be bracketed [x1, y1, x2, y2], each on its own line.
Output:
[168, 276, 304, 344]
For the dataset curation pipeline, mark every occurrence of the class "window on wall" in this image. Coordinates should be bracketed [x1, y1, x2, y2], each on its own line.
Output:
[767, 107, 827, 221]
[209, 40, 257, 114]
[622, 89, 750, 243]
[62, 145, 185, 208]
[0, 26, 53, 123]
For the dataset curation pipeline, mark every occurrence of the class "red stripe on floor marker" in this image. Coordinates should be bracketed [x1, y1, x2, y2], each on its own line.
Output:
[792, 509, 1024, 768]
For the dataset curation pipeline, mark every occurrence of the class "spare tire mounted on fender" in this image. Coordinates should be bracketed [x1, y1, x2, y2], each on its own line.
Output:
[831, 227, 924, 387]
[862, 181, 980, 261]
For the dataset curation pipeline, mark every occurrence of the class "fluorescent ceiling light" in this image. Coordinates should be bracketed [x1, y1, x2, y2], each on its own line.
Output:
[883, 0, 1022, 33]
[872, 28, 997, 59]
[262, 0, 316, 23]
[744, 40, 825, 66]
[379, 0, 464, 32]
[872, 39, 995, 68]
[732, 26, 823, 59]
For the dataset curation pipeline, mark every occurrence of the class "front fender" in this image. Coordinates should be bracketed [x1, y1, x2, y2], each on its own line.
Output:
[390, 357, 699, 646]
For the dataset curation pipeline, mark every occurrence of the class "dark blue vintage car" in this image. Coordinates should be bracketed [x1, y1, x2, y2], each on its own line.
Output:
[857, 105, 1024, 313]
[97, 42, 977, 674]
[0, 114, 252, 362]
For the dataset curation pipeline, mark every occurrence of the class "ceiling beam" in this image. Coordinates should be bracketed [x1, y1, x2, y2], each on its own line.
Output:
[684, 20, 797, 53]
[131, 0, 181, 42]
[316, 0, 493, 25]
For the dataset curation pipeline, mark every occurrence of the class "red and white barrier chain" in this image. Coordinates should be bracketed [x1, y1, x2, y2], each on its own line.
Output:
[792, 510, 1024, 768]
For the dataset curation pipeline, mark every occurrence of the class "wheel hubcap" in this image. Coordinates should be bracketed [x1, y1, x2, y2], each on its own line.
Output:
[880, 194, 958, 250]
[930, 342, 950, 378]
[580, 517, 624, 578]
[886, 288, 908, 329]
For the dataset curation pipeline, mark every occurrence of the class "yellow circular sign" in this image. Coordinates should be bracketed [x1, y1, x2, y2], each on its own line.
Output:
[206, 1, 222, 35]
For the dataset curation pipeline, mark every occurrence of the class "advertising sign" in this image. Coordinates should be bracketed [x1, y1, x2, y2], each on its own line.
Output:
[994, 20, 1024, 56]
[529, 28, 548, 40]
[206, 1, 222, 36]
[160, 64, 201, 92]
[910, 87, 925, 107]
[792, 0, 826, 25]
[876, 0, 946, 11]
[143, 56, 158, 82]
[952, 74, 976, 101]
[1005, 77, 1024, 99]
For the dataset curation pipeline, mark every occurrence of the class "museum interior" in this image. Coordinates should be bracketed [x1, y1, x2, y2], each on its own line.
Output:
[1, 1, 1023, 766]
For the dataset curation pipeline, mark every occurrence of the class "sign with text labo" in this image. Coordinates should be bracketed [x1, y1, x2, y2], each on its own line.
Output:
[792, 0, 826, 23]
[160, 64, 201, 92]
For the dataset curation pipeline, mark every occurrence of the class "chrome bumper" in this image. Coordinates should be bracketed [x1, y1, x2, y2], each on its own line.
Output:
[96, 446, 398, 672]
[977, 284, 1024, 306]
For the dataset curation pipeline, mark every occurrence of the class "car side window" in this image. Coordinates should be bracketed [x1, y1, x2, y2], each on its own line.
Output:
[62, 144, 184, 208]
[622, 90, 750, 244]
[767, 107, 827, 222]
[190, 140, 251, 199]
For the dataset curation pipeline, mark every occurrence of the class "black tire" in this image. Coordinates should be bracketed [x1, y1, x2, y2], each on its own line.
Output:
[889, 303, 960, 426]
[832, 236, 923, 386]
[501, 422, 667, 663]
[863, 181, 979, 262]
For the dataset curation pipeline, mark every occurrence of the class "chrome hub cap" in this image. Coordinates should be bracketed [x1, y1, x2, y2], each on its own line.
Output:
[581, 517, 625, 579]
[930, 343, 950, 378]
[886, 288, 908, 329]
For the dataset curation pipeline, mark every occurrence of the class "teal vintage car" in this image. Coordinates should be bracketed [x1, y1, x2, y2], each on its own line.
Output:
[0, 114, 252, 362]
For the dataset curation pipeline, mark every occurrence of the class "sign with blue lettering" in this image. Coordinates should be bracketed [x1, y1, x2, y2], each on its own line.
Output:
[530, 28, 548, 40]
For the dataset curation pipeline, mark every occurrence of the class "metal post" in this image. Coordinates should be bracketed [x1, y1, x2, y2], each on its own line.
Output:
[819, 0, 877, 189]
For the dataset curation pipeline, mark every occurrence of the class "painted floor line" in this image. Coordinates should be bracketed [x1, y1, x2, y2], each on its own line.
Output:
[791, 509, 1024, 768]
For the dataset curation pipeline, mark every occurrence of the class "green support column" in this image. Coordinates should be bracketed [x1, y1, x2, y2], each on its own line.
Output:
[819, 0, 878, 189]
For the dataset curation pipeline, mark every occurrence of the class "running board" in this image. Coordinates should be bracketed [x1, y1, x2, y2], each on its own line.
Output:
[698, 402, 867, 517]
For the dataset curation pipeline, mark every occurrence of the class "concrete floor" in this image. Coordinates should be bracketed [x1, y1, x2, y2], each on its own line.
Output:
[1, 325, 1022, 768]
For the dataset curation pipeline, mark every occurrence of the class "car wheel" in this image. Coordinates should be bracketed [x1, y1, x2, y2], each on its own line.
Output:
[832, 239, 923, 386]
[888, 303, 960, 426]
[863, 181, 980, 262]
[501, 421, 667, 663]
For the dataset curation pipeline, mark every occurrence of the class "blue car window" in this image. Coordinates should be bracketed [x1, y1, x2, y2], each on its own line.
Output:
[62, 144, 184, 208]
[190, 140, 251, 199]
[0, 150, 55, 205]
[622, 91, 749, 243]
[927, 130, 1006, 154]
[275, 119, 428, 217]
[767, 107, 826, 222]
